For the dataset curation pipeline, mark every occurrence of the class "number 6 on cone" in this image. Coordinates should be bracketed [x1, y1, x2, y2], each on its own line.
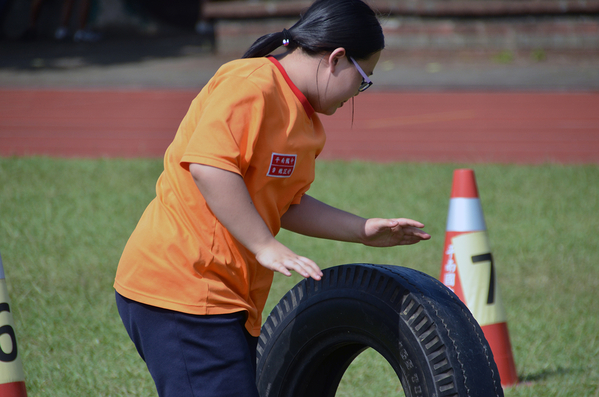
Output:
[0, 253, 28, 397]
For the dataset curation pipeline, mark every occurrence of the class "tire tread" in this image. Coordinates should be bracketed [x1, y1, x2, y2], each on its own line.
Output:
[257, 264, 504, 397]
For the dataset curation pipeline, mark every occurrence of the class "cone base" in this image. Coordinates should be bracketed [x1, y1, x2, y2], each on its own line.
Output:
[482, 322, 519, 387]
[0, 381, 28, 397]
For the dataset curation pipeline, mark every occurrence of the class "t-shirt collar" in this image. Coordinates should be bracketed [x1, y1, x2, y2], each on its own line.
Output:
[267, 56, 315, 118]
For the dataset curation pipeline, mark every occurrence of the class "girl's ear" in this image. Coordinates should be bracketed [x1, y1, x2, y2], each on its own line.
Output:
[328, 47, 347, 73]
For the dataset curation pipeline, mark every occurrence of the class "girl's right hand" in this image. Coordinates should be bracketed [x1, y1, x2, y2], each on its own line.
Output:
[254, 240, 323, 281]
[190, 164, 322, 281]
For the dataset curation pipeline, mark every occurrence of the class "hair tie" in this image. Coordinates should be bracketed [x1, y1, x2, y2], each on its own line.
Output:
[281, 28, 291, 46]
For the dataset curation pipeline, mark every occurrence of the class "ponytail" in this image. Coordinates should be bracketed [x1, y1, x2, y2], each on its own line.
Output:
[242, 0, 384, 60]
[242, 29, 294, 58]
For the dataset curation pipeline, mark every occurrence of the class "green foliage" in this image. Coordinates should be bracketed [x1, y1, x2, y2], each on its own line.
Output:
[493, 50, 515, 64]
[1, 157, 598, 396]
[530, 48, 547, 62]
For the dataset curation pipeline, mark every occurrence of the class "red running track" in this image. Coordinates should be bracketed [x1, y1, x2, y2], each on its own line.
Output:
[1, 89, 598, 163]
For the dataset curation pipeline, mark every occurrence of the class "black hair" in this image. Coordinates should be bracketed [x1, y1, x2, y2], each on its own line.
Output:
[242, 0, 385, 60]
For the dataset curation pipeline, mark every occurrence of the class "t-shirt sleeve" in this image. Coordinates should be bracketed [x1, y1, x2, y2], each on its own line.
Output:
[290, 185, 310, 205]
[180, 75, 266, 175]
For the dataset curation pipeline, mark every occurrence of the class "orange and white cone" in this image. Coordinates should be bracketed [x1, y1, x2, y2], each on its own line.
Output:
[0, 253, 28, 397]
[439, 169, 519, 387]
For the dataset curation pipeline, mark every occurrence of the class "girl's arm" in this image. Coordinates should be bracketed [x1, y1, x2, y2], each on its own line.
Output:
[189, 163, 323, 280]
[280, 195, 431, 246]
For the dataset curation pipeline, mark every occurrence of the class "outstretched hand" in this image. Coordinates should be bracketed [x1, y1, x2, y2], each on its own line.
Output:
[361, 218, 431, 247]
[254, 240, 323, 280]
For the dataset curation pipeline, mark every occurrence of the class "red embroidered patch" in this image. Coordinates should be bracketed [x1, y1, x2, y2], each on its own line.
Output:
[267, 153, 297, 178]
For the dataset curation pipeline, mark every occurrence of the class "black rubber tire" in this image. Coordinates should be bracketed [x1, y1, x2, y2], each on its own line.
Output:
[256, 264, 504, 397]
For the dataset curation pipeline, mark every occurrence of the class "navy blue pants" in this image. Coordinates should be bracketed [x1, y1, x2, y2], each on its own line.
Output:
[116, 292, 260, 397]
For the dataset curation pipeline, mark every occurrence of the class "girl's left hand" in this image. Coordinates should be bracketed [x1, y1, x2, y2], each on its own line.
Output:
[361, 218, 431, 247]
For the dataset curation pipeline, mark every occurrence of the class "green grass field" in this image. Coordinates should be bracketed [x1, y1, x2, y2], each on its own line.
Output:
[1, 157, 598, 396]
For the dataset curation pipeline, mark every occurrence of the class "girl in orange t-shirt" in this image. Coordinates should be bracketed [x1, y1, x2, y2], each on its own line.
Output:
[115, 1, 430, 396]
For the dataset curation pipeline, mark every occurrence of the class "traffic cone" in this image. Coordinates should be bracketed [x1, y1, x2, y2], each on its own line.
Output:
[0, 252, 28, 396]
[439, 169, 519, 387]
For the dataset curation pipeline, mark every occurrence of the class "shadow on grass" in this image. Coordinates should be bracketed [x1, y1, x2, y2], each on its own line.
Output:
[517, 366, 585, 384]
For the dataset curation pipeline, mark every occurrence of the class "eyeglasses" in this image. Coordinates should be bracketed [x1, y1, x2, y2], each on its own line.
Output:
[349, 57, 373, 92]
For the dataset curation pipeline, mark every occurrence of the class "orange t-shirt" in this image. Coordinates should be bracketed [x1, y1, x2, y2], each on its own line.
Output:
[114, 57, 326, 336]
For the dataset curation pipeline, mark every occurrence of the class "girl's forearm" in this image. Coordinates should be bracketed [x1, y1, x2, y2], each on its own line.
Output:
[189, 163, 276, 254]
[281, 195, 431, 247]
[280, 195, 367, 243]
[189, 163, 323, 280]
